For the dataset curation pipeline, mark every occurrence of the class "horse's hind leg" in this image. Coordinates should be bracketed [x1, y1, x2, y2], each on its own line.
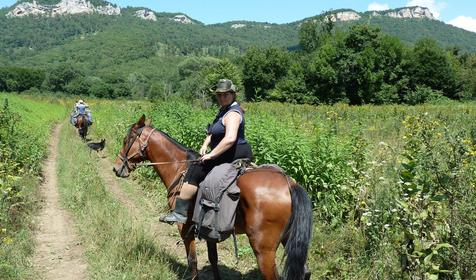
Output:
[206, 241, 221, 280]
[248, 231, 281, 280]
[253, 249, 279, 280]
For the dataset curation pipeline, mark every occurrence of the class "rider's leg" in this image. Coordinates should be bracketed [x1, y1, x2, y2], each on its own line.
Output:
[160, 182, 198, 224]
[179, 183, 197, 199]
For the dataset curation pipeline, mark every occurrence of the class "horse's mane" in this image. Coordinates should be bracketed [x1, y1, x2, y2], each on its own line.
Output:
[151, 126, 199, 160]
[128, 123, 199, 160]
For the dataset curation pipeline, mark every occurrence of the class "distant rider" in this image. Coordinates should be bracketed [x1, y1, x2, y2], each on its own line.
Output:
[70, 99, 93, 126]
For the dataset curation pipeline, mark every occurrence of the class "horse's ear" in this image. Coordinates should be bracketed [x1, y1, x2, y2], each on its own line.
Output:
[145, 119, 152, 126]
[137, 114, 146, 127]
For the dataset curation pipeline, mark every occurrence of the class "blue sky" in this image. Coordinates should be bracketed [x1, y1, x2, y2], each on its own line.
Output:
[1, 0, 476, 32]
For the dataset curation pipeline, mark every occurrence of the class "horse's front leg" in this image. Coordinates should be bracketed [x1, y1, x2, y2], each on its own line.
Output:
[179, 223, 198, 279]
[207, 241, 221, 280]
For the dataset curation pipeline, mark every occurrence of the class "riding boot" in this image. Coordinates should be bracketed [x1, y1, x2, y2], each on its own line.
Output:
[160, 198, 190, 224]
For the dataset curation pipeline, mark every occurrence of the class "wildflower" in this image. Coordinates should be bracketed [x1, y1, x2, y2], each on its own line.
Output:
[2, 237, 13, 245]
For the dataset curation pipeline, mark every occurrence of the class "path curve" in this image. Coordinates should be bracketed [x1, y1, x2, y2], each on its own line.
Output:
[33, 124, 88, 280]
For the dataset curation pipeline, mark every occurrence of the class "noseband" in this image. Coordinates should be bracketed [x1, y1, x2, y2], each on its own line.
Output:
[117, 126, 156, 174]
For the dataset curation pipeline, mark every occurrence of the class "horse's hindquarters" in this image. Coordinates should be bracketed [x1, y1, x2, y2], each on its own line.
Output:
[76, 115, 88, 139]
[235, 170, 292, 237]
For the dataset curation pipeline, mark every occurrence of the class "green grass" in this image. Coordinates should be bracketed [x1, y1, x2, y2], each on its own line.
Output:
[56, 123, 179, 279]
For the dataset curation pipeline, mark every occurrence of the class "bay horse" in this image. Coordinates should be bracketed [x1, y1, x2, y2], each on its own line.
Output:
[112, 115, 312, 280]
[76, 114, 88, 139]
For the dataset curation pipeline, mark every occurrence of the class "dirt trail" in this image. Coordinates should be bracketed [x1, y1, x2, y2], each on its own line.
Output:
[33, 124, 88, 280]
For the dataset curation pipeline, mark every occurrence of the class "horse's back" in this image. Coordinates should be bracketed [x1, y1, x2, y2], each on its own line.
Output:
[235, 167, 292, 235]
[77, 114, 85, 125]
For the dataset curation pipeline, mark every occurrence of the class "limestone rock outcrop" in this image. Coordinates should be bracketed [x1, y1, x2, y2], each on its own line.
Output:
[322, 6, 434, 23]
[6, 0, 120, 17]
[171, 14, 192, 24]
[326, 11, 361, 22]
[135, 9, 157, 21]
[231, 23, 246, 29]
[383, 7, 434, 19]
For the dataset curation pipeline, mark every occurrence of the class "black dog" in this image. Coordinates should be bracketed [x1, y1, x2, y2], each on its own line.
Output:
[87, 139, 106, 153]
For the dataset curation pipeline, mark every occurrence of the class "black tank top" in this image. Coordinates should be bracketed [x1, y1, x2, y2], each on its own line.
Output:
[208, 102, 247, 149]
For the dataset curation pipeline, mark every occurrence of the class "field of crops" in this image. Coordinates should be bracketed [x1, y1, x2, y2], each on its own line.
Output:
[1, 93, 475, 279]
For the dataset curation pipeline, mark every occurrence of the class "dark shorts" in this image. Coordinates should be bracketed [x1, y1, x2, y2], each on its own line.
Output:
[184, 143, 253, 186]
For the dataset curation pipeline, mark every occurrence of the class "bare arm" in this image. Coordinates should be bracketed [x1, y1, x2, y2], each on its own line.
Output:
[199, 134, 212, 156]
[205, 111, 241, 159]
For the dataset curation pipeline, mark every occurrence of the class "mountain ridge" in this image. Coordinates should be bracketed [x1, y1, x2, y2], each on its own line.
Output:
[1, 1, 475, 56]
[5, 1, 438, 24]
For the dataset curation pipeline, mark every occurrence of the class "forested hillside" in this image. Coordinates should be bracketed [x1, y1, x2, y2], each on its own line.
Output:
[0, 2, 475, 104]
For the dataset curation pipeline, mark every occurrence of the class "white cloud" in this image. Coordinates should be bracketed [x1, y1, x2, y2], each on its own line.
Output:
[406, 0, 446, 18]
[448, 16, 476, 33]
[368, 2, 389, 11]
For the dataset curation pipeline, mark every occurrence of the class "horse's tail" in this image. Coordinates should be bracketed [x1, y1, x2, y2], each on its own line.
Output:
[283, 183, 313, 280]
[77, 115, 87, 138]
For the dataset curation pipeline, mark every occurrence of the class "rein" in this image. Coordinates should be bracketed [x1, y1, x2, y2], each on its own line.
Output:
[136, 159, 200, 166]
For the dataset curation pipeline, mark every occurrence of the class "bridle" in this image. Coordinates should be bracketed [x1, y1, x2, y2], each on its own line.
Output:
[116, 125, 200, 201]
[117, 126, 155, 175]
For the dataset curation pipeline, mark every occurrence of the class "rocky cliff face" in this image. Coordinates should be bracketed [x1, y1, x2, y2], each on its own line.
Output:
[382, 7, 434, 19]
[231, 23, 246, 29]
[327, 11, 361, 22]
[135, 9, 156, 21]
[325, 6, 434, 22]
[6, 0, 120, 17]
[170, 14, 193, 24]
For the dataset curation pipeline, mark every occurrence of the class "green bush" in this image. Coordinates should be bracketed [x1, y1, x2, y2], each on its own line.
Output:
[404, 86, 445, 105]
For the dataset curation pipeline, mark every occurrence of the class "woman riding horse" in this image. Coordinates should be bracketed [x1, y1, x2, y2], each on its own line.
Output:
[112, 79, 312, 280]
[161, 79, 253, 224]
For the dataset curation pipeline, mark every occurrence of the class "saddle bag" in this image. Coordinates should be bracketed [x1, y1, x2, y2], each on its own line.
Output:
[192, 163, 240, 242]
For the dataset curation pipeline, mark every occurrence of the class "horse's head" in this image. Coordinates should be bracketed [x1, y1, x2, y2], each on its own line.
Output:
[113, 114, 149, 177]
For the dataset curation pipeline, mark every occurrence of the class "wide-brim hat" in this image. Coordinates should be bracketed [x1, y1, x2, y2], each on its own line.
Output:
[215, 79, 236, 93]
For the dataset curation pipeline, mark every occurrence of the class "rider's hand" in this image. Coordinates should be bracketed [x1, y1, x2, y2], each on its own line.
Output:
[200, 153, 213, 162]
[199, 146, 208, 156]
